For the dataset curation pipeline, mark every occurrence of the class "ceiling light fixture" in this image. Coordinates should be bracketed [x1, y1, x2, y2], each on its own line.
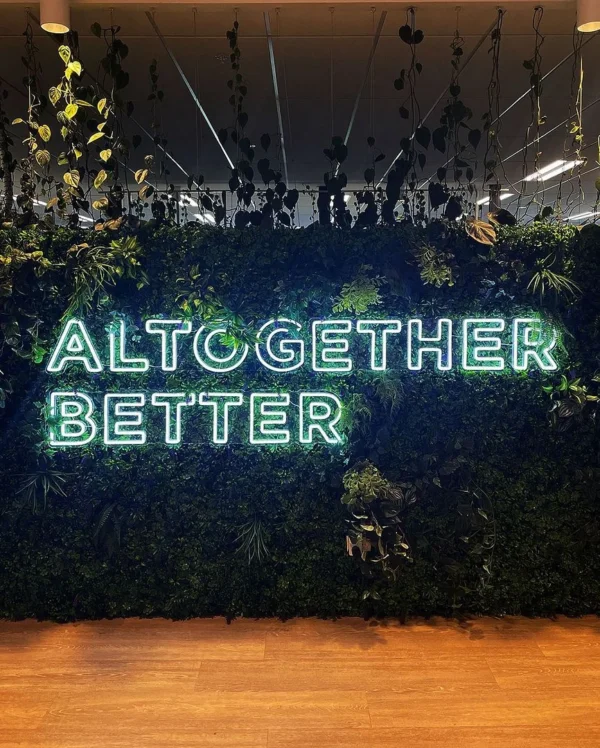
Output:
[477, 192, 514, 206]
[578, 0, 600, 32]
[40, 0, 71, 34]
[536, 160, 584, 181]
[567, 210, 600, 221]
[523, 160, 567, 182]
[523, 160, 583, 182]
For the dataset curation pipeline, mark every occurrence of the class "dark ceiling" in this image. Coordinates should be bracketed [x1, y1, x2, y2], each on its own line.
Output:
[0, 2, 598, 222]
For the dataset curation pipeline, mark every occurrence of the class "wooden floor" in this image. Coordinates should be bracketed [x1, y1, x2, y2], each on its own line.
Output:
[1, 617, 600, 747]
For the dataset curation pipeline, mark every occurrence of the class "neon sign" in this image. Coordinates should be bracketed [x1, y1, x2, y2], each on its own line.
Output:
[45, 316, 559, 448]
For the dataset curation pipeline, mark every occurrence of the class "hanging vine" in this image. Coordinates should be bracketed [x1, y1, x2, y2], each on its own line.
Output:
[556, 26, 585, 215]
[384, 7, 426, 224]
[520, 5, 546, 211]
[0, 88, 15, 223]
[482, 9, 505, 190]
[11, 18, 50, 224]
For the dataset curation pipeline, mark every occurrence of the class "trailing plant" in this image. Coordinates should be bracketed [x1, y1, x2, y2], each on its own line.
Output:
[342, 461, 413, 579]
[332, 265, 383, 313]
[63, 236, 146, 318]
[413, 243, 457, 287]
[543, 374, 600, 431]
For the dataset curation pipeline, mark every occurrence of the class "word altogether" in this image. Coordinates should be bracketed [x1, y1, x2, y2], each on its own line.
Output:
[45, 316, 558, 448]
[47, 317, 558, 375]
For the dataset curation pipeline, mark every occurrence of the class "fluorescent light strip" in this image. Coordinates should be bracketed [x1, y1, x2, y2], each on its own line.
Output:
[523, 160, 567, 182]
[567, 210, 600, 221]
[524, 159, 584, 182]
[477, 192, 514, 206]
[537, 160, 583, 181]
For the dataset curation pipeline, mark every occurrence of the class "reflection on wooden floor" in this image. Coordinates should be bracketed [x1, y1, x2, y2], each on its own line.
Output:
[1, 616, 600, 747]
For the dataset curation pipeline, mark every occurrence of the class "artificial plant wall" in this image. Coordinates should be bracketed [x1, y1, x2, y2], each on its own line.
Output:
[1, 220, 599, 620]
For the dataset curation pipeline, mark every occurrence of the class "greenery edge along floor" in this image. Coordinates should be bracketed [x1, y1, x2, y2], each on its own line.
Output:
[1, 219, 600, 621]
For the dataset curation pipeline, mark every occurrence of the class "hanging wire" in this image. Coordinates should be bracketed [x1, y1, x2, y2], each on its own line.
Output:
[369, 6, 376, 140]
[193, 7, 201, 184]
[329, 6, 335, 140]
[276, 8, 295, 189]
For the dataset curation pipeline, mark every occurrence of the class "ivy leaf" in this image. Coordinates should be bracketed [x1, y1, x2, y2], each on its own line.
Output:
[413, 30, 424, 44]
[283, 189, 299, 210]
[64, 103, 78, 120]
[134, 168, 149, 184]
[63, 170, 80, 189]
[364, 168, 375, 185]
[35, 149, 51, 167]
[38, 124, 51, 142]
[415, 126, 431, 150]
[468, 128, 482, 150]
[139, 184, 154, 200]
[97, 98, 107, 114]
[58, 45, 71, 64]
[432, 126, 448, 153]
[394, 78, 405, 91]
[49, 88, 61, 106]
[445, 196, 462, 220]
[399, 25, 412, 44]
[398, 106, 409, 119]
[92, 197, 109, 211]
[260, 133, 271, 151]
[87, 132, 104, 144]
[67, 61, 83, 78]
[99, 149, 112, 162]
[94, 170, 107, 189]
[91, 22, 102, 38]
[428, 182, 449, 209]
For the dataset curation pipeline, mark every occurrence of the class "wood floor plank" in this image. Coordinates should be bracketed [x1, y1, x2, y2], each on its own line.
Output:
[367, 688, 600, 727]
[1, 616, 600, 746]
[487, 654, 600, 690]
[43, 690, 370, 731]
[267, 726, 600, 748]
[196, 657, 499, 693]
[0, 728, 268, 748]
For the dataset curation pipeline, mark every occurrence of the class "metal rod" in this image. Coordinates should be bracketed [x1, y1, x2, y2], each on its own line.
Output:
[264, 11, 289, 185]
[344, 10, 387, 147]
[145, 10, 235, 171]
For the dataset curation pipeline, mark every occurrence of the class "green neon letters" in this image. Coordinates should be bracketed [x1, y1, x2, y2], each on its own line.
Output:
[47, 391, 344, 447]
[45, 315, 560, 448]
[47, 316, 560, 375]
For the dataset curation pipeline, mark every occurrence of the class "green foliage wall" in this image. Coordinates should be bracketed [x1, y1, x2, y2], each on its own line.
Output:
[1, 221, 600, 621]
